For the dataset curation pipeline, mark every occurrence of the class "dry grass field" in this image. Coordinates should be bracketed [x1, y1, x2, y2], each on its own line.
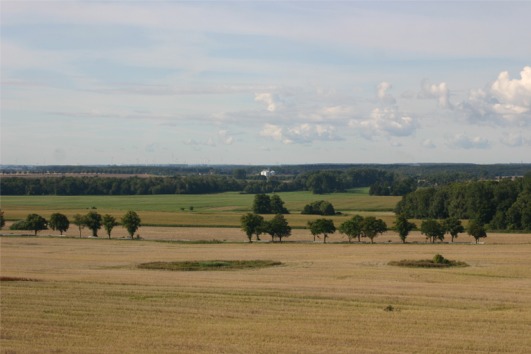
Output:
[1, 233, 530, 353]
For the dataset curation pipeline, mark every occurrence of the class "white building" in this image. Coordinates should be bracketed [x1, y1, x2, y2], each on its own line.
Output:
[260, 169, 276, 178]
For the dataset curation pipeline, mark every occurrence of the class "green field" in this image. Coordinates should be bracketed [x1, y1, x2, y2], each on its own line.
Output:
[0, 189, 401, 227]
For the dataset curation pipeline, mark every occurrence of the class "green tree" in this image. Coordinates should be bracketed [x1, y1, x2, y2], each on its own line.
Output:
[264, 214, 291, 242]
[301, 200, 336, 216]
[25, 213, 48, 236]
[72, 214, 86, 237]
[394, 214, 416, 243]
[10, 220, 28, 231]
[84, 211, 102, 237]
[240, 213, 265, 242]
[308, 218, 336, 243]
[102, 214, 119, 239]
[122, 211, 141, 239]
[270, 194, 289, 214]
[49, 213, 70, 235]
[253, 194, 272, 214]
[420, 219, 445, 243]
[0, 210, 5, 229]
[443, 217, 464, 242]
[467, 219, 487, 244]
[338, 215, 364, 243]
[362, 216, 387, 244]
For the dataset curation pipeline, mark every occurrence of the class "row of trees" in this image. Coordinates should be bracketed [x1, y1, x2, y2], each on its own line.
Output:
[241, 213, 487, 244]
[7, 211, 141, 239]
[395, 176, 531, 230]
[240, 213, 292, 242]
[240, 213, 389, 244]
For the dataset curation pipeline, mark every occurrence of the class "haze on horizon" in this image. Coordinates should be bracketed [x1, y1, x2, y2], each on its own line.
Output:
[1, 1, 530, 166]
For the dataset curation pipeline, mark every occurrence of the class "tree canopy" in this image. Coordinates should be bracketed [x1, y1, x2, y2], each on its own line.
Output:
[102, 214, 119, 239]
[307, 218, 336, 243]
[338, 215, 364, 243]
[84, 211, 102, 237]
[122, 211, 141, 239]
[362, 216, 387, 244]
[263, 214, 291, 242]
[49, 213, 70, 235]
[394, 214, 416, 243]
[420, 219, 445, 243]
[240, 213, 265, 242]
[468, 220, 487, 244]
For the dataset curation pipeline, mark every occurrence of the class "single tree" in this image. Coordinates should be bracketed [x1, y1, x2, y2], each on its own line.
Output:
[338, 215, 364, 243]
[102, 214, 119, 239]
[253, 194, 272, 214]
[420, 219, 445, 243]
[362, 216, 387, 244]
[25, 213, 48, 236]
[122, 211, 141, 239]
[394, 214, 416, 243]
[0, 210, 5, 229]
[240, 213, 265, 242]
[270, 194, 289, 214]
[264, 214, 291, 242]
[308, 218, 336, 243]
[72, 214, 86, 237]
[443, 217, 465, 242]
[84, 211, 102, 237]
[49, 213, 70, 235]
[467, 219, 487, 244]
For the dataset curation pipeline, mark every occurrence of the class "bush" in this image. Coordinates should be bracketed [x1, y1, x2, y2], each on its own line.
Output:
[301, 200, 336, 215]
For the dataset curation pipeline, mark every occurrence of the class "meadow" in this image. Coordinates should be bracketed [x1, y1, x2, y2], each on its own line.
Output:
[1, 235, 530, 353]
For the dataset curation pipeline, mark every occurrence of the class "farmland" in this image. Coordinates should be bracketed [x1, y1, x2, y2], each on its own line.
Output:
[0, 189, 400, 228]
[1, 236, 530, 353]
[2, 190, 530, 353]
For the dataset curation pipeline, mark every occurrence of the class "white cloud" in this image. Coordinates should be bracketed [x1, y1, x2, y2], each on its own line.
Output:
[500, 133, 530, 147]
[350, 107, 417, 138]
[447, 134, 491, 149]
[260, 123, 285, 142]
[459, 66, 531, 125]
[418, 80, 451, 109]
[218, 130, 234, 145]
[254, 93, 278, 112]
[376, 81, 396, 104]
[422, 139, 436, 149]
[260, 123, 340, 144]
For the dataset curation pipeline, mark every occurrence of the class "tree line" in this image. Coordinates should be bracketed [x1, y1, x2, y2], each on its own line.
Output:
[5, 210, 141, 239]
[395, 175, 531, 230]
[3, 163, 529, 180]
[241, 212, 487, 244]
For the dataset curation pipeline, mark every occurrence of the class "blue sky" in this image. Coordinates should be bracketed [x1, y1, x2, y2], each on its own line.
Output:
[1, 1, 530, 165]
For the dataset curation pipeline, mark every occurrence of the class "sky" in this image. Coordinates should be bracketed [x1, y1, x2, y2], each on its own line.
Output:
[1, 1, 530, 166]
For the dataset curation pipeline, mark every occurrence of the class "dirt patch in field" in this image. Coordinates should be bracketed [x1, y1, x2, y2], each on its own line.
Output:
[0, 276, 40, 282]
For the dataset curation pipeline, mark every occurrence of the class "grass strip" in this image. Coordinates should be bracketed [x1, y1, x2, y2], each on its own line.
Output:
[138, 260, 282, 271]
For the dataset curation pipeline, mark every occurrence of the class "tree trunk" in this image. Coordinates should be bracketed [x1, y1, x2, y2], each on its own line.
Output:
[323, 234, 327, 244]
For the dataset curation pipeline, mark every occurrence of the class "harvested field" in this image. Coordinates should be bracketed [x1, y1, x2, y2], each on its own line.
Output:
[1, 235, 530, 353]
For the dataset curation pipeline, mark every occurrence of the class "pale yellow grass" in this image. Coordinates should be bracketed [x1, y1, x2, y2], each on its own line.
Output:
[1, 236, 531, 353]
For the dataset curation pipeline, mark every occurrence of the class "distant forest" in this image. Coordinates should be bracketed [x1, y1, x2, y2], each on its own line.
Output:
[1, 164, 529, 198]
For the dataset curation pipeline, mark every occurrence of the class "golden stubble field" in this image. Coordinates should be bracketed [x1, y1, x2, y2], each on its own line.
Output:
[1, 234, 531, 353]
